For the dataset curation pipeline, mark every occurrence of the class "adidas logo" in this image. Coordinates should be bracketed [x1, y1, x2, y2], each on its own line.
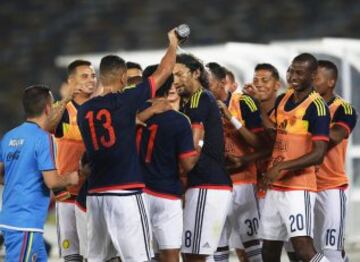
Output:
[202, 242, 211, 248]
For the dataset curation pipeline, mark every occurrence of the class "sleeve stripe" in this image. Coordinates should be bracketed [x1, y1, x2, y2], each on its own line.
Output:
[191, 91, 202, 109]
[312, 135, 329, 142]
[148, 77, 156, 98]
[191, 123, 204, 130]
[334, 121, 351, 136]
[342, 103, 353, 115]
[313, 98, 326, 116]
[241, 96, 257, 112]
[179, 150, 198, 159]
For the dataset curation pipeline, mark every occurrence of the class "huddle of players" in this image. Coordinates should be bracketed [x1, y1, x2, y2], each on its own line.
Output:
[50, 30, 357, 262]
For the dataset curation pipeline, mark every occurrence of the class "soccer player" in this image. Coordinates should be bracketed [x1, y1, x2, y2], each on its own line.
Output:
[173, 54, 232, 262]
[77, 28, 179, 261]
[51, 59, 97, 261]
[208, 62, 264, 262]
[313, 60, 357, 261]
[126, 61, 143, 85]
[0, 85, 78, 261]
[260, 53, 330, 262]
[137, 65, 198, 262]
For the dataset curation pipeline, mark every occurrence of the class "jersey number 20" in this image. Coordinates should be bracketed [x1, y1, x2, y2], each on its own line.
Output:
[85, 109, 116, 150]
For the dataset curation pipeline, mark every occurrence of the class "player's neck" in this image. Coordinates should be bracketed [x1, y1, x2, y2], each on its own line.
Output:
[261, 95, 276, 113]
[322, 90, 335, 103]
[293, 87, 312, 103]
[102, 84, 121, 95]
[169, 100, 180, 111]
[74, 93, 91, 105]
[26, 116, 46, 130]
[189, 82, 203, 96]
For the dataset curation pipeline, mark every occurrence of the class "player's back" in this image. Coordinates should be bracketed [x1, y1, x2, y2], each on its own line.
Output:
[0, 122, 54, 230]
[137, 107, 195, 198]
[78, 92, 144, 192]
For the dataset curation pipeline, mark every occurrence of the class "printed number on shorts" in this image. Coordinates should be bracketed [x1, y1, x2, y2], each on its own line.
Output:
[289, 214, 304, 232]
[245, 218, 259, 236]
[85, 109, 116, 151]
[326, 229, 336, 246]
[185, 230, 192, 247]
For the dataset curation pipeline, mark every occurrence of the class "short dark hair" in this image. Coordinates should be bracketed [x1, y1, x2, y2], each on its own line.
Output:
[293, 53, 318, 72]
[176, 54, 209, 89]
[23, 85, 52, 118]
[206, 62, 226, 81]
[126, 61, 142, 71]
[255, 63, 280, 80]
[318, 60, 338, 81]
[100, 55, 126, 85]
[67, 60, 92, 76]
[143, 64, 173, 97]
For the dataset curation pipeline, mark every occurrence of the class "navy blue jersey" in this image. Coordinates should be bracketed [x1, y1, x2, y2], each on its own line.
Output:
[181, 89, 232, 188]
[329, 96, 357, 136]
[275, 90, 330, 139]
[137, 105, 196, 198]
[77, 78, 155, 193]
[239, 95, 263, 131]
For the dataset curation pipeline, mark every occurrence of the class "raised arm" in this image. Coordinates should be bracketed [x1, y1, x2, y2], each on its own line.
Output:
[150, 29, 179, 90]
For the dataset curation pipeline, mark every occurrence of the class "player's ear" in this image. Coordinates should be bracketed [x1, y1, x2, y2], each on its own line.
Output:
[193, 69, 201, 80]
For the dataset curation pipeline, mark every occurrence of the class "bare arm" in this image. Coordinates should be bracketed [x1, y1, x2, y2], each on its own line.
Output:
[218, 100, 262, 149]
[151, 29, 179, 90]
[136, 98, 172, 124]
[42, 170, 79, 190]
[328, 124, 348, 150]
[266, 140, 328, 183]
[179, 154, 199, 173]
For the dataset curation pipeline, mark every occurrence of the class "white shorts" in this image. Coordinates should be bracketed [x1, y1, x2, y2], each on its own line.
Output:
[182, 188, 232, 255]
[86, 193, 153, 262]
[56, 202, 80, 257]
[229, 184, 261, 249]
[314, 188, 348, 251]
[260, 189, 315, 241]
[144, 193, 183, 250]
[75, 205, 87, 258]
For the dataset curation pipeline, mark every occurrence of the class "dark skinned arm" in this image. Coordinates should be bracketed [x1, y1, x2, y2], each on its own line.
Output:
[265, 140, 328, 183]
[327, 124, 348, 151]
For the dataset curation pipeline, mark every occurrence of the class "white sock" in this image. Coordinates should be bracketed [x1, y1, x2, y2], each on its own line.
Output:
[245, 243, 262, 262]
[206, 247, 230, 262]
[323, 249, 343, 262]
[310, 253, 330, 262]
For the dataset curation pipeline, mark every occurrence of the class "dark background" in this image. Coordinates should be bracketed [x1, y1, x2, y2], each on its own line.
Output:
[0, 0, 359, 134]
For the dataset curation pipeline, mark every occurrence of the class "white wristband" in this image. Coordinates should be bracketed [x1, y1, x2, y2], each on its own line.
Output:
[198, 140, 204, 148]
[230, 116, 243, 130]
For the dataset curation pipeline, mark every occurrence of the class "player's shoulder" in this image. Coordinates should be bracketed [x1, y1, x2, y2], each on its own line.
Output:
[333, 96, 356, 115]
[304, 90, 327, 117]
[239, 94, 258, 112]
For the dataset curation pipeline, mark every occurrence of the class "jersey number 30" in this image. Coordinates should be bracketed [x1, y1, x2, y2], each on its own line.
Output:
[85, 109, 116, 150]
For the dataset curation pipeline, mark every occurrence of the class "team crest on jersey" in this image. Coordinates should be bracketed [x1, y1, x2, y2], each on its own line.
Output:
[63, 239, 71, 249]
